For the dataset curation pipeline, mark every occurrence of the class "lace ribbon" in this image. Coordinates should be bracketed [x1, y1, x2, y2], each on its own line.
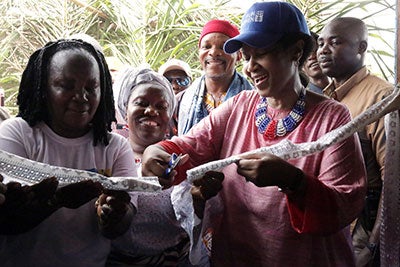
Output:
[0, 149, 161, 192]
[187, 84, 400, 182]
[381, 110, 400, 267]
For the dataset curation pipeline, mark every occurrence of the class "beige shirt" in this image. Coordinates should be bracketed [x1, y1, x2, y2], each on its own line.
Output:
[324, 66, 393, 188]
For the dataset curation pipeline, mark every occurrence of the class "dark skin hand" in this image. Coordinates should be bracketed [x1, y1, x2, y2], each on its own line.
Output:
[0, 177, 103, 235]
[0, 177, 60, 234]
[54, 179, 103, 209]
[141, 145, 187, 189]
[236, 152, 304, 190]
[355, 197, 382, 267]
[141, 145, 224, 218]
[95, 189, 134, 239]
[0, 174, 6, 205]
[0, 174, 132, 239]
[190, 171, 224, 219]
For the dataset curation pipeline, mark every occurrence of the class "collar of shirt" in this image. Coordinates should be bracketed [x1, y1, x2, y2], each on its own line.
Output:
[323, 66, 369, 101]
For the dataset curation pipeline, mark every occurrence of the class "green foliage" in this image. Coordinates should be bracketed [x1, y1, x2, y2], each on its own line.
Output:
[0, 0, 105, 113]
[98, 0, 242, 76]
[0, 0, 396, 113]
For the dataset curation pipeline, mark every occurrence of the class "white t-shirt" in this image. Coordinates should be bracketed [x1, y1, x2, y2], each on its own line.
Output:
[0, 117, 137, 267]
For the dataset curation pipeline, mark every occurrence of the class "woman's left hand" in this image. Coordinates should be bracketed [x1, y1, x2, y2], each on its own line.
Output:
[191, 171, 224, 201]
[95, 189, 134, 239]
[236, 152, 303, 189]
[190, 171, 224, 219]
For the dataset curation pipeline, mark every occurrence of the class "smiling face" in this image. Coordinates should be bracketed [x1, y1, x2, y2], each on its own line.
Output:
[241, 43, 298, 99]
[198, 32, 239, 81]
[46, 48, 101, 138]
[126, 85, 171, 151]
[303, 50, 325, 80]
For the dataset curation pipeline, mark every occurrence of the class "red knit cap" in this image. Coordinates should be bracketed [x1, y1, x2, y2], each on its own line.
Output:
[198, 19, 240, 47]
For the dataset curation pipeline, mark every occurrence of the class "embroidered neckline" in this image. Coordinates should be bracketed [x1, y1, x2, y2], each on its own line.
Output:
[255, 91, 306, 140]
[205, 92, 227, 112]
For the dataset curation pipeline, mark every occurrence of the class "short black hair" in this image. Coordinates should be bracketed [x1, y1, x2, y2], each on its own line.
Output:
[276, 32, 314, 68]
[310, 31, 319, 52]
[17, 39, 116, 146]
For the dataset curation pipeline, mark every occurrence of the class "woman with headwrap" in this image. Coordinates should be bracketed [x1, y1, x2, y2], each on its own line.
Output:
[108, 67, 192, 267]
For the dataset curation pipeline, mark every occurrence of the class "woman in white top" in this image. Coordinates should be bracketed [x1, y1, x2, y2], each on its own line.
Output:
[0, 39, 136, 267]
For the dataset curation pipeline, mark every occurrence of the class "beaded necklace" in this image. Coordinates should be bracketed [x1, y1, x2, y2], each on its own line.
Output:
[255, 91, 306, 140]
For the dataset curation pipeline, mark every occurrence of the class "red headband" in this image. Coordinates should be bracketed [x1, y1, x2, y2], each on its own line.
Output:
[199, 19, 240, 47]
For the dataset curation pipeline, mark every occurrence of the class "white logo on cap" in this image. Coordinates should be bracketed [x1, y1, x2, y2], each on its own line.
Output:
[243, 10, 264, 25]
[255, 11, 264, 22]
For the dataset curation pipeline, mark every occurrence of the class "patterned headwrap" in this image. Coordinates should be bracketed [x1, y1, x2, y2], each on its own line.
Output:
[116, 67, 176, 120]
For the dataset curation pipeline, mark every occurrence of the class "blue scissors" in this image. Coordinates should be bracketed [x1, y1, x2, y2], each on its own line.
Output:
[163, 153, 182, 178]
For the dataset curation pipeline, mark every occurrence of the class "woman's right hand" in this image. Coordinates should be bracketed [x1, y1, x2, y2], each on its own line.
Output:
[142, 144, 181, 189]
[0, 177, 60, 234]
[141, 145, 170, 175]
[54, 180, 103, 209]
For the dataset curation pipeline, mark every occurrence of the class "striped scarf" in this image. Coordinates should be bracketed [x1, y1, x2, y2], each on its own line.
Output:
[177, 71, 253, 136]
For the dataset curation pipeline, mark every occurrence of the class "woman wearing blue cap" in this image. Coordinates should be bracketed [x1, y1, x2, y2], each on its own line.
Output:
[141, 2, 366, 266]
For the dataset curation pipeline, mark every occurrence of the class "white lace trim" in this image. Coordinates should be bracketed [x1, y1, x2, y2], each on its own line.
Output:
[381, 110, 400, 267]
[0, 149, 161, 192]
[186, 85, 400, 182]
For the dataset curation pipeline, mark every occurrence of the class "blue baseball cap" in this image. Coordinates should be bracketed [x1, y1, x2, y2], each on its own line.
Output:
[224, 2, 310, 54]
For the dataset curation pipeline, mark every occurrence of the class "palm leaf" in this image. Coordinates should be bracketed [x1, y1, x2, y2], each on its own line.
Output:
[0, 0, 396, 112]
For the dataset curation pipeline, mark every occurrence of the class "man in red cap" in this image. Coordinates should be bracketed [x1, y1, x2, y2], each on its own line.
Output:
[176, 19, 253, 135]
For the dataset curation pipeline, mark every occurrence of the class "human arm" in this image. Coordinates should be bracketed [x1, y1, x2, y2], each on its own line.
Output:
[0, 175, 5, 205]
[237, 152, 306, 197]
[0, 177, 103, 235]
[355, 111, 386, 266]
[95, 189, 134, 239]
[284, 106, 367, 234]
[0, 177, 58, 234]
[190, 171, 224, 219]
[93, 134, 138, 239]
[141, 141, 224, 218]
[232, 98, 367, 235]
[0, 118, 32, 158]
[141, 143, 189, 188]
[354, 196, 381, 267]
[353, 89, 390, 265]
[236, 132, 366, 235]
[142, 94, 235, 184]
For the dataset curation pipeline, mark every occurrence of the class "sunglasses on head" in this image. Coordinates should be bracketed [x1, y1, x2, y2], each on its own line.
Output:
[165, 76, 191, 87]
